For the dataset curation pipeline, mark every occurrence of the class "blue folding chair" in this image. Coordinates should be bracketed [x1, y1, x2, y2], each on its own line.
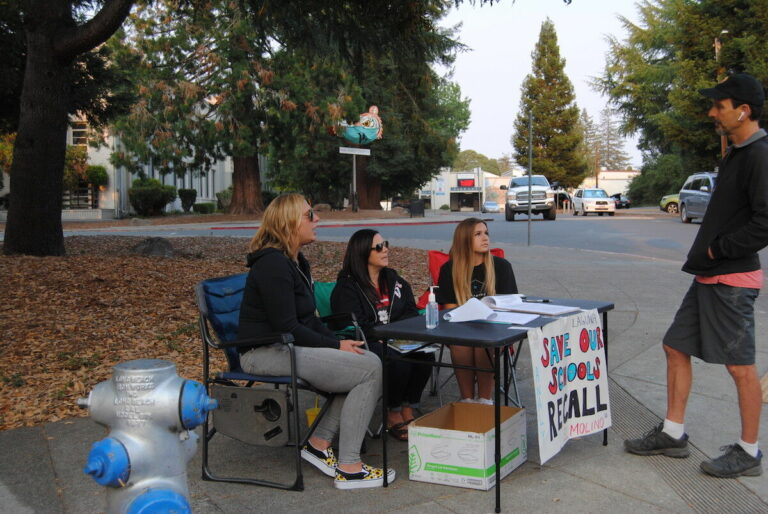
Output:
[197, 273, 361, 491]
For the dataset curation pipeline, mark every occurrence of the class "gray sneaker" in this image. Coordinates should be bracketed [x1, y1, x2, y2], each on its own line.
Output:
[624, 422, 690, 458]
[700, 445, 763, 478]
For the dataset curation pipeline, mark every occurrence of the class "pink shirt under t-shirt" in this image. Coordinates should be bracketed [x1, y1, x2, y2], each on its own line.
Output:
[695, 269, 764, 289]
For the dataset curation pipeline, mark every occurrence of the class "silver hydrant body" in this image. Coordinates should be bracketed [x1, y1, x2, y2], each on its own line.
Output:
[79, 359, 217, 514]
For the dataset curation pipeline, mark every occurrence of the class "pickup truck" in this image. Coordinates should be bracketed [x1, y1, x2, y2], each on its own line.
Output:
[501, 175, 556, 221]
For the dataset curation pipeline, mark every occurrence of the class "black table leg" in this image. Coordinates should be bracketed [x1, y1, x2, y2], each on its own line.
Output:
[383, 343, 389, 486]
[494, 346, 501, 513]
[603, 311, 609, 447]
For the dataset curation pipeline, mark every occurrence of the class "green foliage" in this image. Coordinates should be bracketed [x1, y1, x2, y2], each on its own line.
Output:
[511, 19, 588, 188]
[128, 177, 177, 216]
[261, 189, 279, 208]
[111, 0, 468, 207]
[86, 165, 109, 188]
[215, 186, 233, 211]
[178, 188, 197, 213]
[627, 153, 687, 205]
[579, 108, 631, 172]
[0, 133, 14, 188]
[594, 0, 768, 169]
[63, 146, 89, 191]
[192, 202, 216, 214]
[453, 150, 500, 175]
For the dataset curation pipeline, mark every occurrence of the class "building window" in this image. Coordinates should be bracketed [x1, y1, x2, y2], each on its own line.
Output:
[71, 121, 88, 146]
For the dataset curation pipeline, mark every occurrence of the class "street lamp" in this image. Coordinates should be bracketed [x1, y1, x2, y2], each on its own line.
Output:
[715, 29, 729, 158]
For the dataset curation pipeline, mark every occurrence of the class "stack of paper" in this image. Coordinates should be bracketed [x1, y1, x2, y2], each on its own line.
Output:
[481, 294, 581, 316]
[442, 298, 539, 325]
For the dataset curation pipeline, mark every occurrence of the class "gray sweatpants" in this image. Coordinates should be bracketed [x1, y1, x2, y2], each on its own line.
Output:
[241, 344, 381, 464]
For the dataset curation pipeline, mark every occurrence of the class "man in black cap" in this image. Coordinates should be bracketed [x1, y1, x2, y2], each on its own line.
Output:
[625, 73, 767, 478]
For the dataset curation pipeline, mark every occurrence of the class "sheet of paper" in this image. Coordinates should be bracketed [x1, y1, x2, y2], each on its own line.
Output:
[442, 297, 495, 322]
[481, 294, 525, 310]
[487, 311, 539, 325]
[504, 303, 581, 316]
[387, 341, 439, 353]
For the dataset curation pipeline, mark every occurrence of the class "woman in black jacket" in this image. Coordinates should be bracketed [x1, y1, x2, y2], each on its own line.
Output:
[331, 229, 435, 441]
[238, 194, 394, 489]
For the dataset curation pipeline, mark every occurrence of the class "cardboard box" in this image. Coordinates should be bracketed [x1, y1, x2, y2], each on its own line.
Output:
[408, 402, 526, 490]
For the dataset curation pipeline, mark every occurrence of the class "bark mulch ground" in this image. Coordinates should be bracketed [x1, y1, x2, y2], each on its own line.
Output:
[0, 220, 430, 431]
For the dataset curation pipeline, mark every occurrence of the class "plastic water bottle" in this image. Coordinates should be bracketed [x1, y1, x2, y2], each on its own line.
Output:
[426, 286, 439, 329]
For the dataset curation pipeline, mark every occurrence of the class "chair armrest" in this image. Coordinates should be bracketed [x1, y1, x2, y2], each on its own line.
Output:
[219, 333, 295, 348]
[321, 312, 359, 332]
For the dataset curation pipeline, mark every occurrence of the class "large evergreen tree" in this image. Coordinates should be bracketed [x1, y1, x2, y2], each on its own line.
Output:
[511, 19, 587, 188]
[595, 0, 768, 173]
[597, 107, 631, 170]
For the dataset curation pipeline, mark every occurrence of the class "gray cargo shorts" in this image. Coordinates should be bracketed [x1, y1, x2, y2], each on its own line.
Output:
[663, 280, 758, 365]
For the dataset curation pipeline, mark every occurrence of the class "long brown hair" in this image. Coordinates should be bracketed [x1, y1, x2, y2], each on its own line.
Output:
[449, 218, 496, 305]
[248, 193, 306, 257]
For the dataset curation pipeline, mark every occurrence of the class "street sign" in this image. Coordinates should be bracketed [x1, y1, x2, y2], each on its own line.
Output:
[339, 147, 371, 156]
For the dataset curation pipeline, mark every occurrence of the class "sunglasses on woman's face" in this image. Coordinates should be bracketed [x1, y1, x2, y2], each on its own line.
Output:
[371, 240, 389, 252]
[303, 208, 315, 222]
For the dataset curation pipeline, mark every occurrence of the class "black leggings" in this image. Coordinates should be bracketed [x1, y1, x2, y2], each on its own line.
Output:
[369, 340, 435, 409]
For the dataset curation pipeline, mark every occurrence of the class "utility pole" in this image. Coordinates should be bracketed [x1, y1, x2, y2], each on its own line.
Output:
[527, 110, 533, 247]
[594, 147, 600, 188]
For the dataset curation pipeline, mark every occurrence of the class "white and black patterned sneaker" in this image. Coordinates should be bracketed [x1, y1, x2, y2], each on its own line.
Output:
[334, 464, 396, 489]
[301, 443, 337, 477]
[700, 445, 763, 478]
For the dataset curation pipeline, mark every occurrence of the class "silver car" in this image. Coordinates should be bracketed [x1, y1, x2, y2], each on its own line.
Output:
[679, 172, 717, 223]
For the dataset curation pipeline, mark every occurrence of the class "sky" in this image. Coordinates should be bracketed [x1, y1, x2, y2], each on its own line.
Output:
[439, 0, 643, 168]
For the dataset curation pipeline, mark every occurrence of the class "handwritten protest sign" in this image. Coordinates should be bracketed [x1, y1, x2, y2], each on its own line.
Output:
[527, 309, 611, 464]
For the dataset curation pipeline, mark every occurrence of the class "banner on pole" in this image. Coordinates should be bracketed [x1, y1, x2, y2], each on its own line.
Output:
[527, 309, 611, 464]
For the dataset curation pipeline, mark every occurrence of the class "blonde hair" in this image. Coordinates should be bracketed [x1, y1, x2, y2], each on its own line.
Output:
[248, 193, 306, 256]
[449, 218, 496, 305]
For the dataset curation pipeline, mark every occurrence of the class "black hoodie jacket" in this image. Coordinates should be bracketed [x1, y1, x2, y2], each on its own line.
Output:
[683, 131, 768, 276]
[238, 247, 338, 352]
[331, 268, 419, 342]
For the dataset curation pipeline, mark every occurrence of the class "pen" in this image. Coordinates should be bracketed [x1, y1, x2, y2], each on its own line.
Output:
[523, 298, 550, 303]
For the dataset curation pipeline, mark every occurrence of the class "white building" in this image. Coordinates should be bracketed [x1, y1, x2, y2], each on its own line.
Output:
[0, 120, 235, 221]
[578, 169, 639, 196]
[418, 167, 505, 211]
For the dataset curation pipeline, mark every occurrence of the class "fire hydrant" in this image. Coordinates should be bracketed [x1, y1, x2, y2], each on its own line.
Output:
[78, 359, 218, 514]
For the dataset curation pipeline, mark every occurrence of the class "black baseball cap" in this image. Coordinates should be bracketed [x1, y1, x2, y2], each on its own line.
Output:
[699, 73, 765, 106]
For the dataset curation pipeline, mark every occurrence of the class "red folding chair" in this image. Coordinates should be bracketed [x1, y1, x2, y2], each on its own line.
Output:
[420, 249, 514, 404]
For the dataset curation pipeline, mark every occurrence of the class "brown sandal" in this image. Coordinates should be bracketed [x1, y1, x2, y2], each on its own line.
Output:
[387, 422, 408, 441]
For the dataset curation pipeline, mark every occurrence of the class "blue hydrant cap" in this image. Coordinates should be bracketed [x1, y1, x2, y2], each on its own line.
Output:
[83, 438, 130, 487]
[126, 489, 191, 514]
[179, 380, 218, 430]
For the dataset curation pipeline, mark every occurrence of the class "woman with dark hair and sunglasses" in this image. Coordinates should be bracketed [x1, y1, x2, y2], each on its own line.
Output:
[331, 229, 435, 441]
[238, 194, 394, 489]
[436, 217, 517, 404]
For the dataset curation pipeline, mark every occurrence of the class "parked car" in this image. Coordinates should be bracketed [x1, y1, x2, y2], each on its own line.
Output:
[659, 193, 679, 214]
[481, 200, 501, 213]
[572, 188, 616, 216]
[678, 172, 717, 223]
[500, 175, 557, 221]
[611, 193, 631, 209]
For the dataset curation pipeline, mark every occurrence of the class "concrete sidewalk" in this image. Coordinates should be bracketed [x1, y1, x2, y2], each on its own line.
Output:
[1, 236, 767, 513]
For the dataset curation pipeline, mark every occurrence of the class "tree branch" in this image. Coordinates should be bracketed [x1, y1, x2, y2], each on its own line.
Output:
[55, 0, 136, 61]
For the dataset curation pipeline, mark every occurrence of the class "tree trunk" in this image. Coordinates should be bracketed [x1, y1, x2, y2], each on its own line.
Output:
[229, 154, 263, 214]
[4, 0, 134, 256]
[355, 156, 382, 209]
[4, 25, 71, 255]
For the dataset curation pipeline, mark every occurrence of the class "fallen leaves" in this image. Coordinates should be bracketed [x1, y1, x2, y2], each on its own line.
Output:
[0, 235, 430, 431]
